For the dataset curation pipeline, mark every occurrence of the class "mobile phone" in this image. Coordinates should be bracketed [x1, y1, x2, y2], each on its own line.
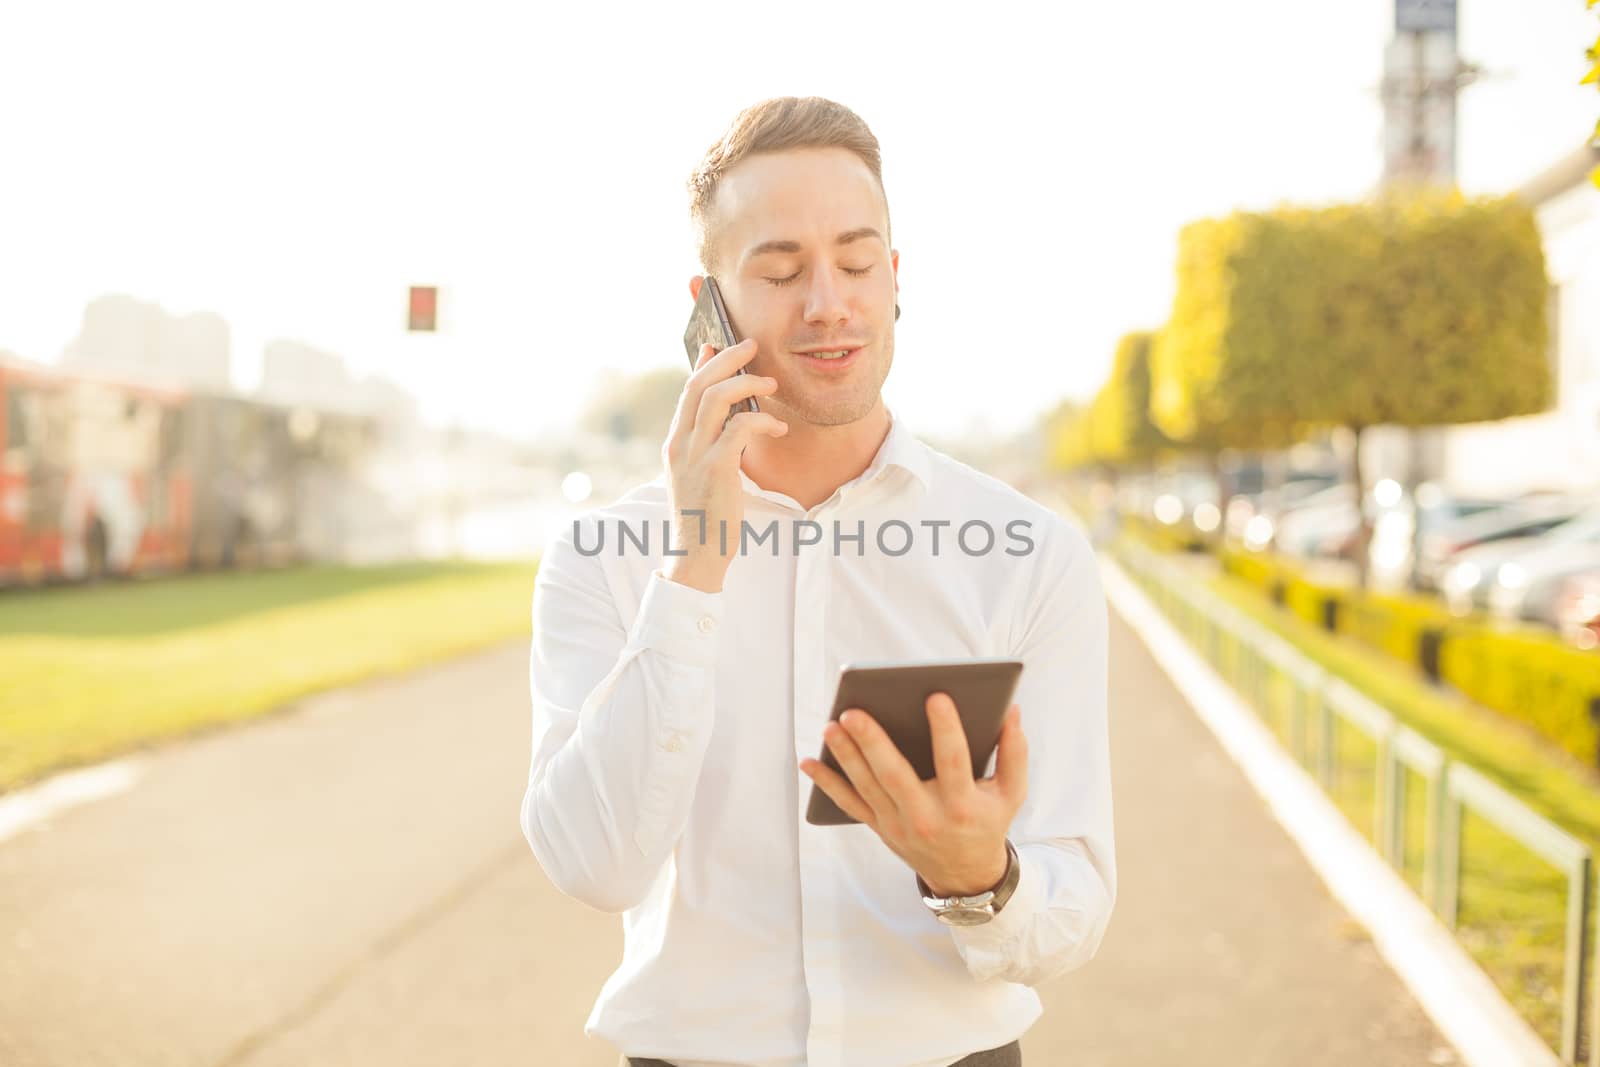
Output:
[805, 658, 1026, 826]
[682, 276, 759, 416]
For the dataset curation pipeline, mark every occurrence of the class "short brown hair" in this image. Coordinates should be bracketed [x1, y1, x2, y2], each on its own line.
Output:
[687, 96, 890, 275]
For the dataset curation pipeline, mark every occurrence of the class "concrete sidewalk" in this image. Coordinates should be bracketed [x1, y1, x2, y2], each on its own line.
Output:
[1039, 597, 1456, 1066]
[0, 606, 1456, 1065]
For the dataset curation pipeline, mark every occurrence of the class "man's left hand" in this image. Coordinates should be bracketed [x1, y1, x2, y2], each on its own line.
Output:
[799, 692, 1027, 897]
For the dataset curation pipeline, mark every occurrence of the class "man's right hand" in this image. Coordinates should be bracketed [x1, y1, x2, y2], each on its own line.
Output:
[661, 339, 788, 593]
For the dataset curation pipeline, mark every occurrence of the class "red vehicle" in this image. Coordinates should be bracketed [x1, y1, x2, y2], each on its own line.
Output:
[1, 360, 385, 588]
[1554, 571, 1600, 650]
[0, 361, 192, 585]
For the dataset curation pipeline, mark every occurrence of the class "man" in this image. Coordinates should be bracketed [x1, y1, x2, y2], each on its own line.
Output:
[521, 96, 1115, 1067]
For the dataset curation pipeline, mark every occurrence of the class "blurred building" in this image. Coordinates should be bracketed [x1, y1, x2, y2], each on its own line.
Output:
[59, 294, 232, 391]
[257, 339, 419, 427]
[258, 339, 347, 407]
[1440, 144, 1600, 496]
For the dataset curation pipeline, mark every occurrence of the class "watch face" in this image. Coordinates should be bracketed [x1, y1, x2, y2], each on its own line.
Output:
[937, 907, 994, 927]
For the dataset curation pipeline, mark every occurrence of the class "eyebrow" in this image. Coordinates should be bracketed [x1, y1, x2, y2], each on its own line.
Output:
[746, 227, 885, 259]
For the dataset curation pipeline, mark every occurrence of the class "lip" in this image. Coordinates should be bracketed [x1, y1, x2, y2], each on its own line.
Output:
[792, 345, 864, 370]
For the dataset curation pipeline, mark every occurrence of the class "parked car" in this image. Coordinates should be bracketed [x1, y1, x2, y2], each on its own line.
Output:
[1489, 539, 1600, 626]
[1276, 481, 1416, 569]
[1271, 484, 1359, 558]
[1327, 486, 1509, 582]
[1226, 473, 1341, 547]
[1443, 504, 1600, 616]
[1410, 487, 1513, 548]
[1415, 496, 1590, 592]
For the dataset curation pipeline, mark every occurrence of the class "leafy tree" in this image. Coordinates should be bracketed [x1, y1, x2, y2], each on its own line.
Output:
[1149, 214, 1316, 454]
[1091, 331, 1175, 467]
[1151, 190, 1550, 585]
[1045, 400, 1098, 473]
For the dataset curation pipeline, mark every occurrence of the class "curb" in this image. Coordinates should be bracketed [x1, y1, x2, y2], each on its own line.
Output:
[0, 759, 143, 846]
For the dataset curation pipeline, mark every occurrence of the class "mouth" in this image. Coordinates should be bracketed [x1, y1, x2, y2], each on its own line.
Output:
[792, 344, 864, 370]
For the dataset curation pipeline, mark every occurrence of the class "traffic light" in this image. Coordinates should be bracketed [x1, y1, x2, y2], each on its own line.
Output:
[407, 286, 438, 332]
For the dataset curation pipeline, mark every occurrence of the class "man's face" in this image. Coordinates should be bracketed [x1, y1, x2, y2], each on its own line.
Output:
[701, 147, 899, 428]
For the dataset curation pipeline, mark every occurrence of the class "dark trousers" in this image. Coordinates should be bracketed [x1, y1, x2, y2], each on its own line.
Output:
[623, 1037, 1022, 1066]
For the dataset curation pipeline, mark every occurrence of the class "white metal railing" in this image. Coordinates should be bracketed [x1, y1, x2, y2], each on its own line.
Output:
[1116, 538, 1596, 1065]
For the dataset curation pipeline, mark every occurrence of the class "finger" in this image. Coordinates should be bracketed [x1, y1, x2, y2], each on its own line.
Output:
[690, 372, 779, 457]
[993, 704, 1029, 808]
[669, 339, 759, 459]
[823, 715, 902, 824]
[688, 338, 760, 395]
[837, 709, 932, 825]
[800, 758, 876, 826]
[694, 341, 716, 370]
[707, 410, 790, 466]
[926, 692, 977, 803]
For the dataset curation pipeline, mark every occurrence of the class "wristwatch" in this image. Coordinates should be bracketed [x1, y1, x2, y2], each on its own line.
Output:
[916, 838, 1021, 927]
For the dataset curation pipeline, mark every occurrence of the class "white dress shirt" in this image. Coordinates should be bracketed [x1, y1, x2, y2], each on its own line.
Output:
[520, 405, 1115, 1067]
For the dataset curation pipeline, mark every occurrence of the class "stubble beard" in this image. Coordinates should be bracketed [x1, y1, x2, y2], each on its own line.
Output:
[773, 328, 895, 428]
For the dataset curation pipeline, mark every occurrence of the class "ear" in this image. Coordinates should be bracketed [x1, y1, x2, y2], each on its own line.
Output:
[689, 275, 704, 302]
[890, 250, 899, 294]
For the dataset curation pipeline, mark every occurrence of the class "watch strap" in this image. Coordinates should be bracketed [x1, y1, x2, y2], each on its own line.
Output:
[917, 837, 1020, 914]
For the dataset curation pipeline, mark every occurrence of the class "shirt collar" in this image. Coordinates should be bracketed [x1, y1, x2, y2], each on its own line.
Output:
[862, 402, 933, 493]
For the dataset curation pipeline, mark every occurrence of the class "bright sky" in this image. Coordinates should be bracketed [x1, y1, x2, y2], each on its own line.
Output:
[1, 0, 1594, 443]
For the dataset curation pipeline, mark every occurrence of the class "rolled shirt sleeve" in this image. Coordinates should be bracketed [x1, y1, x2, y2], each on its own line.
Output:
[520, 514, 726, 914]
[948, 516, 1117, 986]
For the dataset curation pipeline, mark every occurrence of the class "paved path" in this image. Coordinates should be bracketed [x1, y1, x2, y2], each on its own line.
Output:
[0, 602, 1460, 1065]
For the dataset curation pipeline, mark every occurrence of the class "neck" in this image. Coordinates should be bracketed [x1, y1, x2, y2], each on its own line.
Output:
[739, 400, 891, 511]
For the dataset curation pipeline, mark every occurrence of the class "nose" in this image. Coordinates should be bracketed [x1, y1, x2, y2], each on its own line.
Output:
[802, 262, 850, 329]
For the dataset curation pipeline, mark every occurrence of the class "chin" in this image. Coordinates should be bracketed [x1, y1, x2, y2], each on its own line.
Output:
[780, 390, 882, 427]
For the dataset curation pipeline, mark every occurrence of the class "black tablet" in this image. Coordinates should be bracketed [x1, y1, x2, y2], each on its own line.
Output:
[804, 658, 1025, 827]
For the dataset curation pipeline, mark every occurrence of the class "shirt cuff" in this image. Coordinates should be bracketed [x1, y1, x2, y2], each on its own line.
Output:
[947, 843, 1047, 964]
[628, 567, 725, 668]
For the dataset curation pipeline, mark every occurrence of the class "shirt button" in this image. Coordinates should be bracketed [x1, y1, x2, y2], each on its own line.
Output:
[662, 732, 685, 752]
[697, 615, 716, 634]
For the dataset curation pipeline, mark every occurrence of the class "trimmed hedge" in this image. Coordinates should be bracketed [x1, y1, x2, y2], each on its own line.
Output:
[1217, 544, 1600, 766]
[1220, 548, 1279, 589]
[1122, 513, 1206, 554]
[1341, 589, 1458, 667]
[1440, 630, 1600, 767]
[1217, 548, 1339, 630]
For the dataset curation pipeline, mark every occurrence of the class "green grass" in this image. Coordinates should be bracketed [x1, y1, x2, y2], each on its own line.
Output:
[0, 560, 540, 794]
[1115, 535, 1600, 1057]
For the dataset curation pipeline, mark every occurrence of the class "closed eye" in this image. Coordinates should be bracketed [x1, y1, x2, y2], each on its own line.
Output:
[767, 266, 874, 288]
